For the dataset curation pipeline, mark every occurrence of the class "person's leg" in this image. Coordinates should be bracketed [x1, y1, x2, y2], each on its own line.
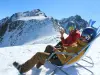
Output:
[20, 52, 50, 73]
[44, 45, 55, 53]
[36, 45, 54, 68]
[50, 58, 62, 66]
[44, 45, 63, 66]
[36, 62, 43, 68]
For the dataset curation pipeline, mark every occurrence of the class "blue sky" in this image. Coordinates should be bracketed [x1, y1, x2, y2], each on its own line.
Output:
[0, 0, 100, 27]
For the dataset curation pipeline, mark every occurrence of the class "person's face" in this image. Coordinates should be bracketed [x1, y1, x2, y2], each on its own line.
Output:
[68, 26, 75, 33]
[69, 26, 74, 31]
[80, 34, 91, 42]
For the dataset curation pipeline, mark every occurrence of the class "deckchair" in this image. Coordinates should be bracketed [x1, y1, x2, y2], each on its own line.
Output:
[46, 32, 100, 75]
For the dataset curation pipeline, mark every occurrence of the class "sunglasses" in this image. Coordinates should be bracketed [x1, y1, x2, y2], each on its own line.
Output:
[81, 33, 91, 41]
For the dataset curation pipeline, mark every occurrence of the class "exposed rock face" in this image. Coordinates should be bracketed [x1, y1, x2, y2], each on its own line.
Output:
[59, 15, 88, 34]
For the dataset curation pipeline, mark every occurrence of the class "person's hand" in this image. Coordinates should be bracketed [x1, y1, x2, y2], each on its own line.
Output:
[59, 27, 65, 35]
[71, 43, 77, 47]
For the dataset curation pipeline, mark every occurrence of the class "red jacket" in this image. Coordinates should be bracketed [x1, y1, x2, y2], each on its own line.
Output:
[61, 30, 81, 46]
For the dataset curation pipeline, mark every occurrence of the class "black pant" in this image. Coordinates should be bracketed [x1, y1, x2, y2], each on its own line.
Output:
[45, 45, 62, 66]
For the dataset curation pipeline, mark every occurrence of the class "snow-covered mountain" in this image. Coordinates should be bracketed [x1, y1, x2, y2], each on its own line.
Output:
[0, 9, 61, 47]
[0, 9, 89, 47]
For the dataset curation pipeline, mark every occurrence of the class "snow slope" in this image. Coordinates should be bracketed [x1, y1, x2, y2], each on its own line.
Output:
[17, 16, 46, 21]
[0, 15, 59, 47]
[0, 35, 100, 75]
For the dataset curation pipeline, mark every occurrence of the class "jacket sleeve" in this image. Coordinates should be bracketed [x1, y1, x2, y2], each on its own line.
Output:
[61, 37, 69, 46]
[61, 37, 65, 44]
[76, 30, 81, 39]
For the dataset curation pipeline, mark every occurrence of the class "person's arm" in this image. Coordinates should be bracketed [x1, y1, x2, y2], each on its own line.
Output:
[60, 37, 65, 44]
[63, 44, 69, 46]
[75, 30, 81, 41]
[60, 28, 65, 44]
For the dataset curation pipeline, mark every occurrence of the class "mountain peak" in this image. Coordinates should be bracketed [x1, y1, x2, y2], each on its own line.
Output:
[10, 9, 47, 21]
[59, 15, 88, 33]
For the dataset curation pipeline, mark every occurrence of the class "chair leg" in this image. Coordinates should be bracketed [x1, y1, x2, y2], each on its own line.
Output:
[74, 56, 94, 67]
[58, 67, 69, 75]
[46, 61, 58, 75]
[50, 67, 58, 75]
[50, 64, 69, 75]
[76, 63, 94, 75]
[47, 55, 94, 75]
[81, 56, 94, 67]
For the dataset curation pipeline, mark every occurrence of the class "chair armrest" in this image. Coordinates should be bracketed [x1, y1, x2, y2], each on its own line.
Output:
[47, 52, 77, 61]
[55, 52, 76, 56]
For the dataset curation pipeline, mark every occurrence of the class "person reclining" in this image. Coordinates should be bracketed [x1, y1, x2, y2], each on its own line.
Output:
[34, 24, 81, 69]
[13, 27, 96, 74]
